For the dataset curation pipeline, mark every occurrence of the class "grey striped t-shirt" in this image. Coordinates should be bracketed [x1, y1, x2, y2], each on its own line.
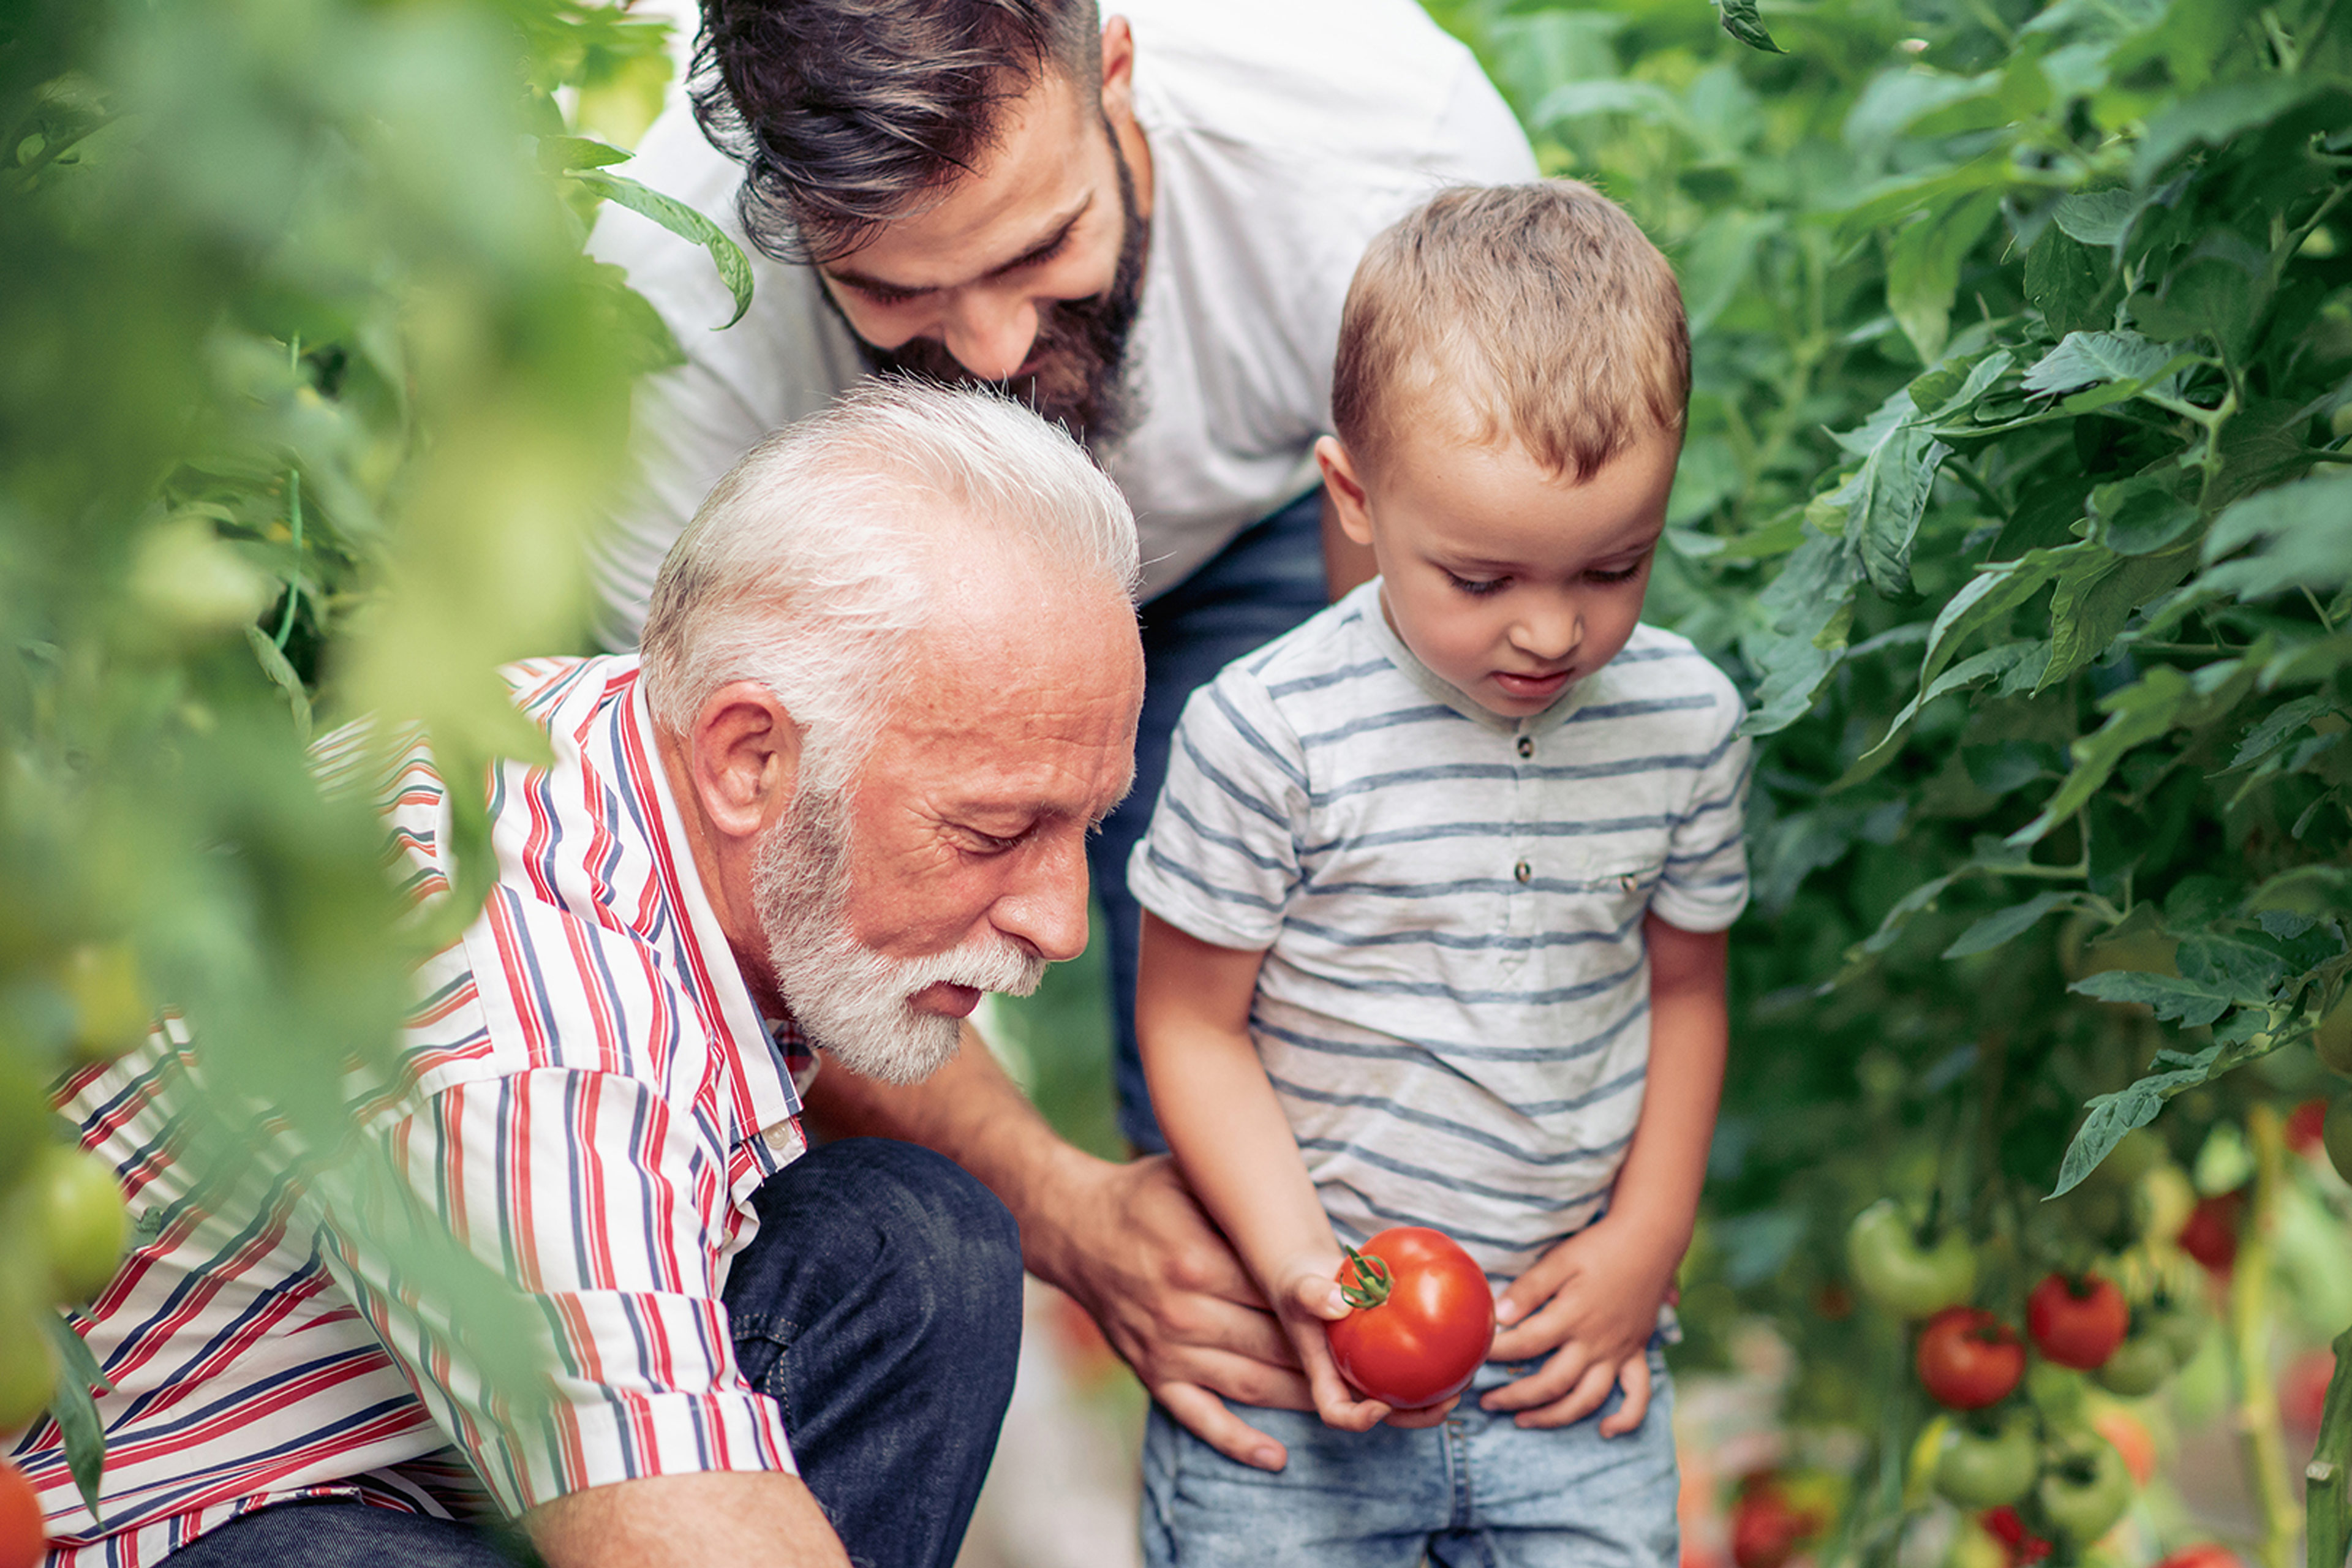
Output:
[1129, 579, 1752, 1278]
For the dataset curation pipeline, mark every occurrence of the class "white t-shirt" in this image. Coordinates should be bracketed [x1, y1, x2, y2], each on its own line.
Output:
[1127, 583, 1752, 1276]
[586, 0, 1536, 648]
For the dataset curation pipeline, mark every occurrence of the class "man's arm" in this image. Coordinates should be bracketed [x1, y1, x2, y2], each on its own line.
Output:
[802, 1020, 1317, 1466]
[527, 1471, 848, 1568]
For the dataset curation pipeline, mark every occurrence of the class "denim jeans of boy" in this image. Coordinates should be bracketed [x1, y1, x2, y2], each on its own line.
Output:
[1141, 1348, 1679, 1568]
[159, 1138, 1023, 1568]
[1084, 487, 1330, 1154]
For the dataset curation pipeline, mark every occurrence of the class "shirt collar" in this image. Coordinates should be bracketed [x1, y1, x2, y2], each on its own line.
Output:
[624, 671, 804, 1136]
[1352, 579, 1593, 741]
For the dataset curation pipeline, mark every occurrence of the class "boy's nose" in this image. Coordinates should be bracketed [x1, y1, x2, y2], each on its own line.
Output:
[1513, 601, 1583, 661]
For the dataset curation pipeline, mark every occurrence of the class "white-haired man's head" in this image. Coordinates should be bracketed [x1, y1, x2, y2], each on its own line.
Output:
[641, 383, 1143, 1085]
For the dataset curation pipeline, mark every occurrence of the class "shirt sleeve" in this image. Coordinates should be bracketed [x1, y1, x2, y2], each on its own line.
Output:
[1125, 667, 1310, 952]
[1648, 671, 1754, 933]
[315, 914, 796, 1516]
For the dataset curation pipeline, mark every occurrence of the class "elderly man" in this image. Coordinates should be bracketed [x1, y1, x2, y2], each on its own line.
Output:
[590, 0, 1537, 1173]
[17, 386, 1145, 1567]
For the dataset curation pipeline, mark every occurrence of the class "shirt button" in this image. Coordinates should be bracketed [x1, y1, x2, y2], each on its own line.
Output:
[1513, 859, 1532, 884]
[1516, 736, 1534, 758]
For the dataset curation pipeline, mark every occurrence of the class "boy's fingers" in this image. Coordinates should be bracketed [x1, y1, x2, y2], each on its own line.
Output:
[1381, 1396, 1457, 1428]
[1153, 1380, 1289, 1471]
[1597, 1356, 1653, 1438]
[1489, 1297, 1583, 1362]
[1514, 1359, 1621, 1430]
[1289, 1275, 1350, 1321]
[1480, 1340, 1591, 1412]
[1493, 1243, 1580, 1328]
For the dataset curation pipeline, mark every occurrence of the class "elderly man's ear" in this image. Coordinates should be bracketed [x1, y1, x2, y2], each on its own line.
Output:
[686, 682, 806, 842]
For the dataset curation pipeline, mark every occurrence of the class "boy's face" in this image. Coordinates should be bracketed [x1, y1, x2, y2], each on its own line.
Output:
[1317, 417, 1680, 721]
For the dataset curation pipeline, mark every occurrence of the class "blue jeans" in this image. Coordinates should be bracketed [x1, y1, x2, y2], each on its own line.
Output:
[1086, 488, 1330, 1153]
[162, 1139, 1023, 1568]
[1140, 1349, 1680, 1568]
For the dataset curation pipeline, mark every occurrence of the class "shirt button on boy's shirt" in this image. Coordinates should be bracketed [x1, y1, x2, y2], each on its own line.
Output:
[1516, 735, 1534, 758]
[1513, 859, 1532, 884]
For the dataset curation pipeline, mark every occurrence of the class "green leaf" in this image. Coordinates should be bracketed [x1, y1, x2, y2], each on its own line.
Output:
[1841, 641, 2039, 786]
[574, 170, 755, 328]
[2068, 970, 2235, 1025]
[2131, 80, 2347, 188]
[2019, 330, 2187, 399]
[245, 624, 313, 743]
[1713, 0, 1785, 55]
[1531, 79, 1688, 130]
[1887, 190, 2002, 363]
[2038, 545, 2196, 692]
[2230, 695, 2333, 771]
[1814, 388, 1948, 598]
[42, 1311, 110, 1518]
[2024, 223, 2112, 337]
[1920, 544, 2086, 689]
[2049, 1046, 2222, 1197]
[2011, 664, 2197, 842]
[1742, 527, 1866, 736]
[2195, 472, 2352, 602]
[2051, 189, 2135, 251]
[535, 134, 633, 173]
[1943, 891, 2075, 958]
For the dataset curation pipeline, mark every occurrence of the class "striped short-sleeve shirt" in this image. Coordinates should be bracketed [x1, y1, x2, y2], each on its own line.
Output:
[13, 657, 813, 1566]
[1128, 581, 1751, 1278]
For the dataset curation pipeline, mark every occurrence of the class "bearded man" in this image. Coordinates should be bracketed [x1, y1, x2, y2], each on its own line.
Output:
[589, 0, 1538, 1178]
[18, 387, 1146, 1568]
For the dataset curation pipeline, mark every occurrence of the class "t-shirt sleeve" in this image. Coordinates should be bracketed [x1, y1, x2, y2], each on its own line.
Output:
[1648, 672, 1754, 933]
[1423, 47, 1543, 186]
[1125, 668, 1308, 952]
[318, 921, 796, 1515]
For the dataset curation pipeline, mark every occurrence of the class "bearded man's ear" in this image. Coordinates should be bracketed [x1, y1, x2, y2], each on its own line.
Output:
[689, 682, 805, 842]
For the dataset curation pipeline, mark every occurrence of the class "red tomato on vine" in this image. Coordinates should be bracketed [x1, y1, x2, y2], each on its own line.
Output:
[2177, 1190, 2244, 1275]
[1730, 1475, 1824, 1568]
[1916, 1307, 2025, 1410]
[1980, 1507, 2052, 1567]
[1325, 1226, 1494, 1408]
[2027, 1272, 2128, 1370]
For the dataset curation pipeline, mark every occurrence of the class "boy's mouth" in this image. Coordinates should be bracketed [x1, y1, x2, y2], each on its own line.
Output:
[1492, 669, 1572, 701]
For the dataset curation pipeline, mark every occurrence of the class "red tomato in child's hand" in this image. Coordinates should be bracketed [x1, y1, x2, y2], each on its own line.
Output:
[1916, 1306, 2026, 1409]
[1325, 1226, 1495, 1408]
[2027, 1272, 2130, 1370]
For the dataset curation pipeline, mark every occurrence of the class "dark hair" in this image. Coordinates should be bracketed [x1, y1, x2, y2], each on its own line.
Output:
[694, 0, 1103, 265]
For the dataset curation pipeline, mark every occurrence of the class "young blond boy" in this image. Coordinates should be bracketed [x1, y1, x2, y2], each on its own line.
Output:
[1126, 182, 1751, 1567]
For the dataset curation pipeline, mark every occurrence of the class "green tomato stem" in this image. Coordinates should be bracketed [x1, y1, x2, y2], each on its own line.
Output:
[1338, 1243, 1392, 1310]
[2229, 1105, 2296, 1568]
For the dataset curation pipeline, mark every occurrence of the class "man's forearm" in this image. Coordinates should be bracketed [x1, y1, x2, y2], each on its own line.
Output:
[527, 1471, 848, 1568]
[799, 1022, 1100, 1283]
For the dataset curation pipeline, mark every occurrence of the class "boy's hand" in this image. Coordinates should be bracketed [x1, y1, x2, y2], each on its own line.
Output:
[1276, 1258, 1456, 1432]
[1481, 1215, 1675, 1434]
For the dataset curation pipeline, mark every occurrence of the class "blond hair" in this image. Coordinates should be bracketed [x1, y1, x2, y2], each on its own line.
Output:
[1331, 181, 1689, 481]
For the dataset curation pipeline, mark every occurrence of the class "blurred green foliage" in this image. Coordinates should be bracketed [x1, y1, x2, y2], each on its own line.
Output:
[0, 0, 706, 1506]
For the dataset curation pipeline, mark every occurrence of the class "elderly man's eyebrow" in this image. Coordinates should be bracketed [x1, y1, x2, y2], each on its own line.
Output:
[823, 195, 1094, 299]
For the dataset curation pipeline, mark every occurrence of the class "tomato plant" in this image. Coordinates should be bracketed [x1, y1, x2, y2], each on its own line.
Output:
[1917, 1309, 2027, 1412]
[2176, 1192, 2245, 1275]
[2027, 1274, 2130, 1371]
[2091, 1331, 2176, 1398]
[1325, 1227, 1495, 1409]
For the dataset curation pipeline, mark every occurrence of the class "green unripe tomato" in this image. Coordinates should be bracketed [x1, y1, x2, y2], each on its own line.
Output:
[34, 1145, 130, 1305]
[2092, 1332, 2176, 1397]
[61, 943, 151, 1062]
[2324, 1096, 2352, 1186]
[2316, 1001, 2352, 1077]
[0, 1292, 55, 1437]
[2035, 1432, 2134, 1545]
[2143, 1288, 2207, 1366]
[1846, 1200, 1977, 1318]
[0, 1059, 48, 1199]
[1935, 1414, 2041, 1509]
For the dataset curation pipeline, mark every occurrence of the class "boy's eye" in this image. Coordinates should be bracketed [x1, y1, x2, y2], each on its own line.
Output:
[1587, 563, 1645, 584]
[1445, 571, 1508, 597]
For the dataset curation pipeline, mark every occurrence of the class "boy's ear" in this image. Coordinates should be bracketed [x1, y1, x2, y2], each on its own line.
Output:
[1315, 435, 1375, 549]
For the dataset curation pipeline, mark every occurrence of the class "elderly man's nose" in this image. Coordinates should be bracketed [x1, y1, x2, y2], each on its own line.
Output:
[997, 840, 1091, 963]
[941, 296, 1039, 382]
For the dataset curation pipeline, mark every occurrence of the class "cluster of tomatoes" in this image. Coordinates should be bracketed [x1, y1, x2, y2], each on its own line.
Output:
[1841, 1176, 2217, 1560]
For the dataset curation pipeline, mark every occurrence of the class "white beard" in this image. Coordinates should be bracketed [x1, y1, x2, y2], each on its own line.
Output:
[752, 775, 1045, 1085]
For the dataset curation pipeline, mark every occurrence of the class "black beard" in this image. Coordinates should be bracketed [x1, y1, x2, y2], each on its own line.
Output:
[831, 135, 1148, 454]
